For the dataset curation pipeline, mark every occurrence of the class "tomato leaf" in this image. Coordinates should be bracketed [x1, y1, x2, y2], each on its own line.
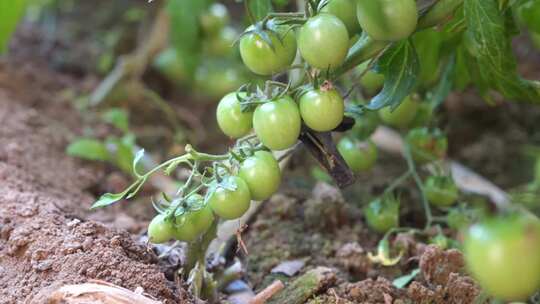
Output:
[248, 0, 273, 22]
[67, 138, 109, 161]
[430, 54, 456, 108]
[102, 108, 129, 133]
[0, 0, 27, 54]
[464, 0, 540, 103]
[132, 149, 145, 178]
[367, 40, 419, 110]
[393, 268, 420, 288]
[91, 178, 144, 209]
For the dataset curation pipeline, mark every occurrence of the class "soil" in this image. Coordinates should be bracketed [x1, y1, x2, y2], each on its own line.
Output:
[0, 60, 191, 304]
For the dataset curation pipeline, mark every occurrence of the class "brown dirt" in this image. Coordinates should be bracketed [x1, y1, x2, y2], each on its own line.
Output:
[0, 60, 190, 303]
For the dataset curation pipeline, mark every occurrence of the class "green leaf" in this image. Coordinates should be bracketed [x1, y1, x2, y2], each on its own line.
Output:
[66, 139, 109, 161]
[91, 191, 128, 209]
[102, 108, 129, 133]
[132, 149, 145, 178]
[393, 268, 420, 288]
[430, 54, 456, 108]
[464, 0, 540, 103]
[367, 40, 419, 110]
[248, 0, 273, 22]
[0, 0, 27, 54]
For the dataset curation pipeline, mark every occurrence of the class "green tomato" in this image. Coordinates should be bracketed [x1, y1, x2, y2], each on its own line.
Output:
[298, 14, 349, 69]
[253, 96, 301, 150]
[405, 127, 448, 164]
[239, 151, 281, 201]
[299, 88, 344, 131]
[356, 0, 418, 41]
[424, 175, 459, 207]
[409, 102, 434, 128]
[204, 26, 238, 57]
[194, 61, 246, 100]
[173, 214, 200, 242]
[216, 92, 253, 138]
[239, 21, 297, 75]
[321, 0, 361, 35]
[364, 196, 399, 233]
[153, 48, 187, 85]
[429, 234, 449, 250]
[148, 213, 175, 244]
[378, 96, 419, 129]
[338, 137, 377, 172]
[200, 3, 229, 36]
[357, 61, 384, 95]
[185, 194, 214, 235]
[208, 176, 251, 220]
[350, 109, 380, 140]
[447, 207, 472, 230]
[464, 215, 540, 301]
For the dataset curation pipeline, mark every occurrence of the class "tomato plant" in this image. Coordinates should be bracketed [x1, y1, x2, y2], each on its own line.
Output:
[253, 96, 301, 150]
[216, 92, 253, 138]
[378, 96, 418, 129]
[298, 14, 349, 69]
[356, 0, 418, 41]
[464, 215, 540, 301]
[337, 137, 377, 172]
[185, 194, 215, 235]
[299, 86, 344, 131]
[148, 213, 175, 244]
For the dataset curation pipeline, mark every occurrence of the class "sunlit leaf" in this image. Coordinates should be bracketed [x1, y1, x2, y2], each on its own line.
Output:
[67, 138, 109, 161]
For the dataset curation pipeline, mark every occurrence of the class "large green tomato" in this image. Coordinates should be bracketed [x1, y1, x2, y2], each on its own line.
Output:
[298, 14, 349, 69]
[356, 0, 418, 41]
[239, 151, 281, 201]
[321, 0, 361, 35]
[239, 22, 297, 75]
[153, 48, 187, 85]
[337, 137, 377, 172]
[200, 3, 229, 36]
[299, 88, 344, 131]
[424, 175, 459, 207]
[185, 194, 214, 235]
[208, 176, 251, 220]
[216, 92, 253, 138]
[464, 215, 540, 301]
[378, 96, 419, 129]
[148, 213, 175, 244]
[253, 96, 301, 150]
[350, 109, 380, 140]
[173, 214, 200, 242]
[364, 196, 399, 233]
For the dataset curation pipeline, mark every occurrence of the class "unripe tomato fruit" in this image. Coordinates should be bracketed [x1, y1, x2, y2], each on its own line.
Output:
[173, 214, 200, 242]
[321, 0, 361, 35]
[464, 215, 540, 301]
[200, 3, 229, 36]
[337, 137, 377, 172]
[239, 21, 297, 75]
[298, 14, 349, 69]
[356, 0, 418, 41]
[253, 96, 301, 150]
[405, 127, 448, 164]
[446, 207, 471, 230]
[216, 92, 253, 138]
[239, 151, 281, 201]
[204, 26, 238, 57]
[148, 213, 175, 244]
[357, 62, 384, 95]
[424, 175, 459, 207]
[351, 109, 380, 140]
[153, 48, 187, 85]
[378, 96, 419, 129]
[208, 176, 251, 220]
[185, 194, 214, 235]
[364, 197, 399, 233]
[299, 88, 344, 131]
